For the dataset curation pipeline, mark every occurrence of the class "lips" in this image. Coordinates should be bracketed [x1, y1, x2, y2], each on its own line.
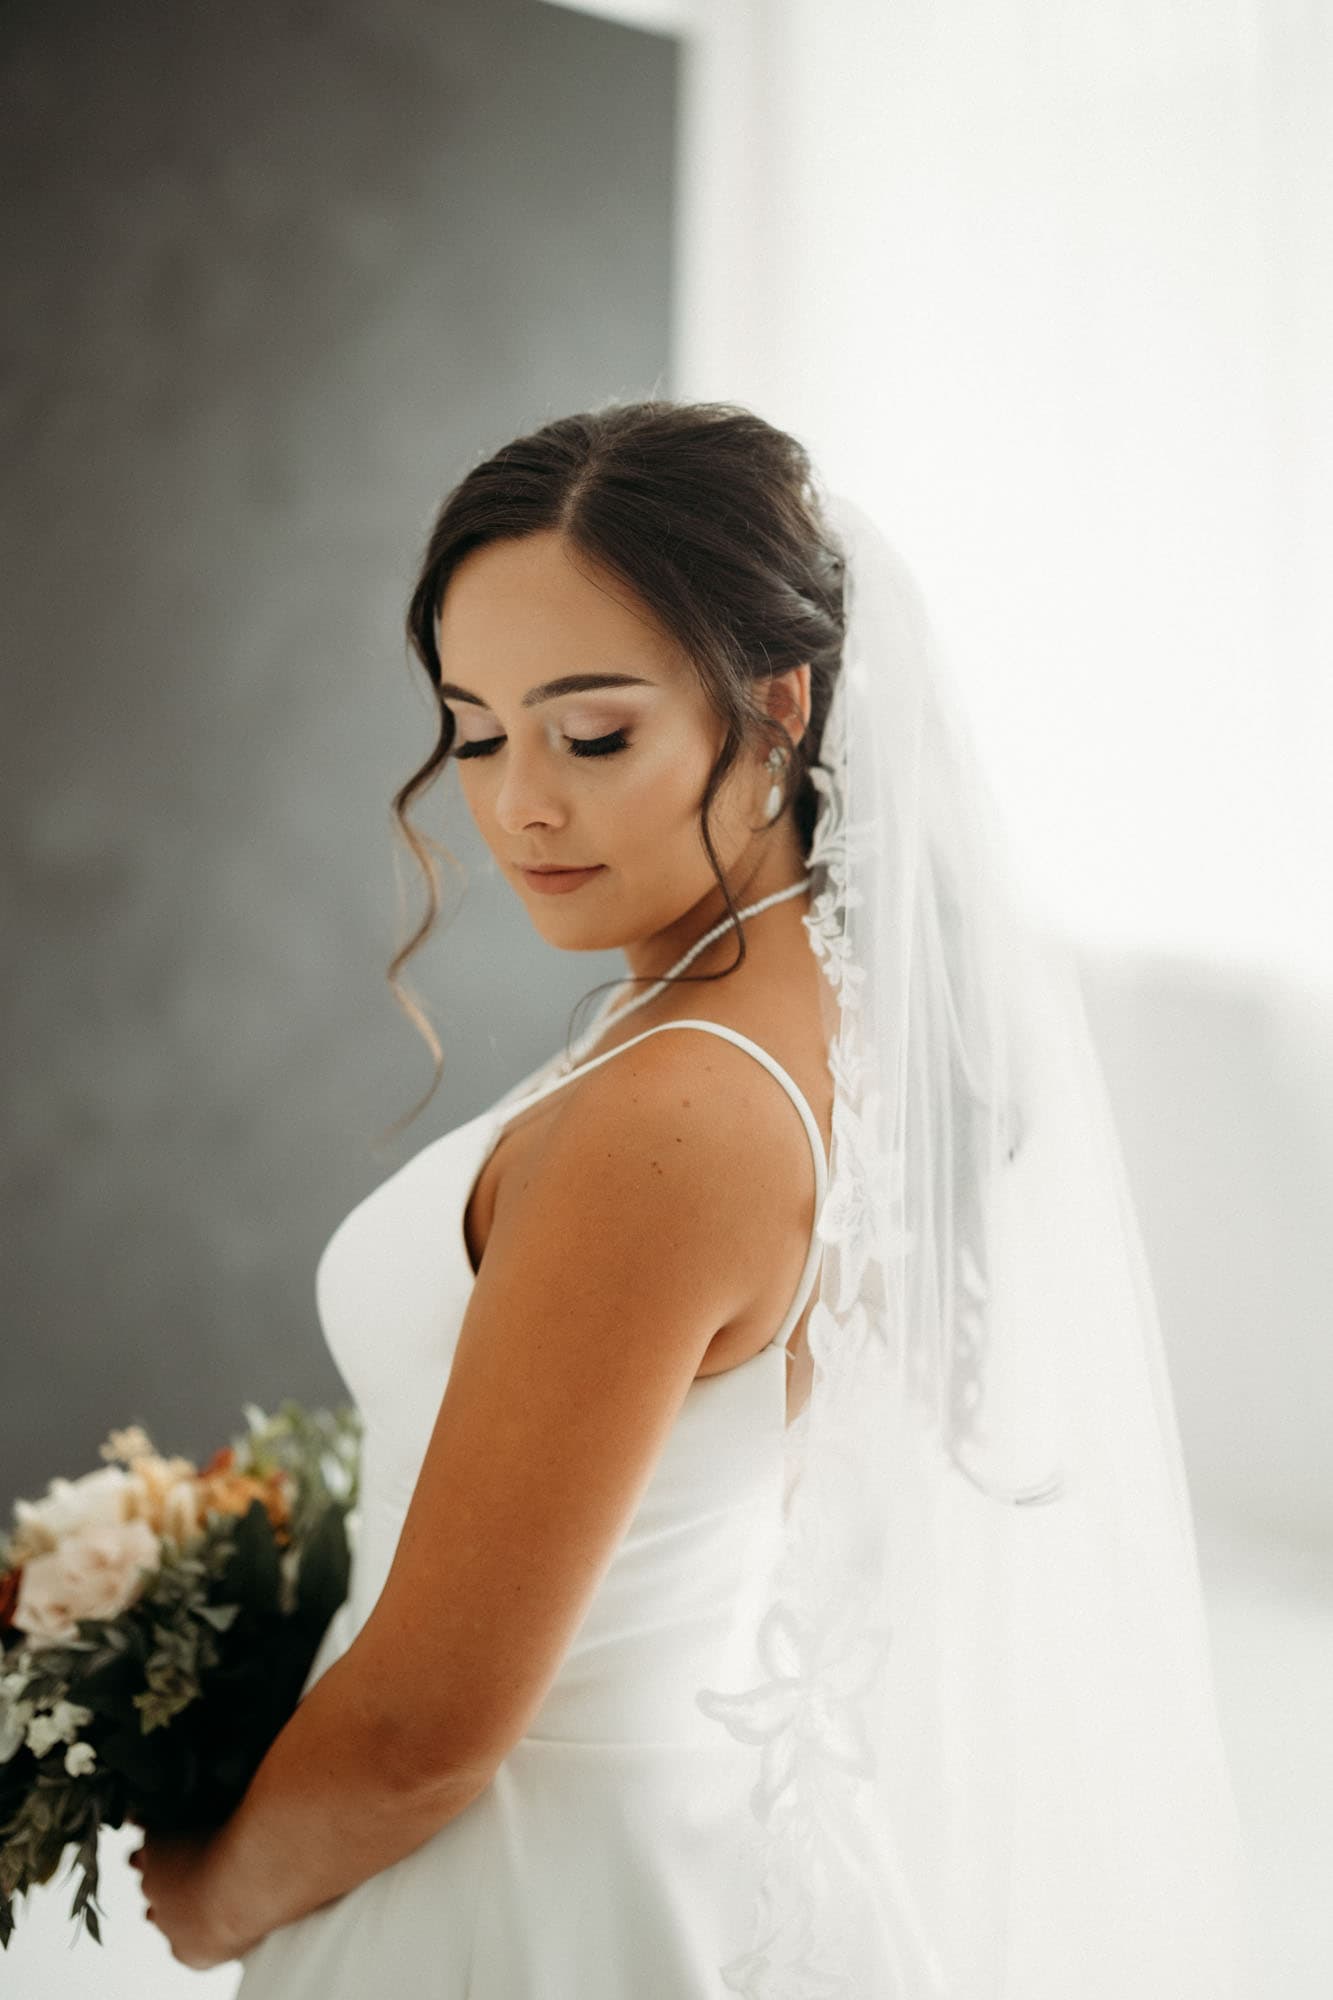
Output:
[519, 863, 605, 895]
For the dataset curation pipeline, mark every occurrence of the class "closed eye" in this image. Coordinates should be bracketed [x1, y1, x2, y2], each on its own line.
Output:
[453, 728, 631, 762]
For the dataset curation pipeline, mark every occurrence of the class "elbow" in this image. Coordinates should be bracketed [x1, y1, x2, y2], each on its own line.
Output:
[327, 1646, 503, 1815]
[376, 1706, 504, 1812]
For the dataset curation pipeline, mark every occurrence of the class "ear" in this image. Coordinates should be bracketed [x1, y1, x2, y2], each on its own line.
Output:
[763, 662, 812, 748]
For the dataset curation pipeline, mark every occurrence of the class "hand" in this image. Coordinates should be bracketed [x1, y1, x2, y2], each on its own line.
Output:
[129, 1825, 248, 1969]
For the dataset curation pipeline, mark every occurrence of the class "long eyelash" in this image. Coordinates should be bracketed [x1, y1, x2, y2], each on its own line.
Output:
[568, 728, 631, 759]
[453, 729, 631, 762]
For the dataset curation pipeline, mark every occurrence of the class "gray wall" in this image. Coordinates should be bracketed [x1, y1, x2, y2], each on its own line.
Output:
[2, 0, 676, 1501]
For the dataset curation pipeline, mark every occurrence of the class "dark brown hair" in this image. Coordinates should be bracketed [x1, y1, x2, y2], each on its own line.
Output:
[385, 398, 846, 1138]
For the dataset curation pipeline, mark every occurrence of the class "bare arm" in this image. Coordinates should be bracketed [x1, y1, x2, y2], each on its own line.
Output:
[200, 1034, 803, 1953]
[199, 1646, 493, 1957]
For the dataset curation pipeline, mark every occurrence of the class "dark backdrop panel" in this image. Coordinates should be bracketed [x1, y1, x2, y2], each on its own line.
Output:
[2, 0, 677, 1499]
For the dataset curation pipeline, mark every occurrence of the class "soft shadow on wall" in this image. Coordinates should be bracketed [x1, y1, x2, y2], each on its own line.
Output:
[2, 0, 676, 1508]
[1075, 946, 1332, 1556]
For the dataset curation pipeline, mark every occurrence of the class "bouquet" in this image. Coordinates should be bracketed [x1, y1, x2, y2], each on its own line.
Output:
[0, 1400, 361, 1948]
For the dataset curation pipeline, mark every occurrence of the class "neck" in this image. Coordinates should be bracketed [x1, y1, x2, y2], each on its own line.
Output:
[618, 828, 812, 988]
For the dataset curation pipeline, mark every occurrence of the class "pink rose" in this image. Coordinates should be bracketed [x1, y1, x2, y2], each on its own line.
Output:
[12, 1518, 161, 1648]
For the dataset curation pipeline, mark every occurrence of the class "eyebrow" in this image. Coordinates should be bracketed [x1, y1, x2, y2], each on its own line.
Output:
[437, 671, 656, 709]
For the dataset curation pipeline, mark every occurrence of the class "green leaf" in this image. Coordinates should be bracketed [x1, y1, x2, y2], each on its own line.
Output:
[195, 1600, 241, 1633]
[216, 1500, 281, 1612]
[295, 1505, 350, 1627]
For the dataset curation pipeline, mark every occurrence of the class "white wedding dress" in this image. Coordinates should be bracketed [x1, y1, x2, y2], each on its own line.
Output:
[231, 1018, 828, 1998]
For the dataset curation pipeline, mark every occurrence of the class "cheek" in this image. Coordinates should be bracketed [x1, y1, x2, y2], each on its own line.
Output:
[622, 734, 716, 838]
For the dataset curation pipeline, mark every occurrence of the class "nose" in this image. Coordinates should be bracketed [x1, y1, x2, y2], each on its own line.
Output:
[493, 739, 569, 838]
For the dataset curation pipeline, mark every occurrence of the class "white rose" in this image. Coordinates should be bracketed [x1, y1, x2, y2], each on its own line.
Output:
[10, 1467, 133, 1560]
[13, 1518, 161, 1648]
[25, 1711, 64, 1758]
[64, 1739, 97, 1777]
[45, 1698, 94, 1742]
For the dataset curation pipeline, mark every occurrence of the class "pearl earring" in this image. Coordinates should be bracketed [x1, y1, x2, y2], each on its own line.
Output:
[763, 745, 788, 825]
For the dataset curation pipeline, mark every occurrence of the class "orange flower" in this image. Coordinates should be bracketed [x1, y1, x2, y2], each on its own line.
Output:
[196, 1468, 294, 1546]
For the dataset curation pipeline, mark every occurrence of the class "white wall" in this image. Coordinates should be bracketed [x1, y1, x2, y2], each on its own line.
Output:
[666, 0, 1332, 986]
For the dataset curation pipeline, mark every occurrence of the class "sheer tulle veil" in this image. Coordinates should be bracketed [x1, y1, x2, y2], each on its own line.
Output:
[692, 490, 1254, 1998]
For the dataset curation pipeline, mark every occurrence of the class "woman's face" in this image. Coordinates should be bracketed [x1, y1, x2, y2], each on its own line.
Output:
[435, 529, 773, 953]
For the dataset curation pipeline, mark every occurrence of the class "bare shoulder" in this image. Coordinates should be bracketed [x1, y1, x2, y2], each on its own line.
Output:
[567, 1016, 812, 1150]
[523, 1021, 824, 1341]
[560, 1020, 819, 1206]
[504, 1021, 813, 1319]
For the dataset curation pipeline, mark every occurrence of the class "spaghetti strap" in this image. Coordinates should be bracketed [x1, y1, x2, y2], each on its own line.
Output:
[494, 1017, 828, 1356]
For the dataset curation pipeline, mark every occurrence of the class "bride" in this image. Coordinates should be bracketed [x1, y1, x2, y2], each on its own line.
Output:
[133, 399, 1250, 1997]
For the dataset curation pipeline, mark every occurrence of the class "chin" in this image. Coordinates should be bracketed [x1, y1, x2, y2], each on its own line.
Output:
[529, 909, 622, 949]
[515, 875, 601, 918]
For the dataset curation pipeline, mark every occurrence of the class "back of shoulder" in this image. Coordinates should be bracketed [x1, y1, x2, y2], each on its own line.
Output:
[476, 1022, 817, 1353]
[576, 1022, 800, 1144]
[551, 1023, 814, 1233]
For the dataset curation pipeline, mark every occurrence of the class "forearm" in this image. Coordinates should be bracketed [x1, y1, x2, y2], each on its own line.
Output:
[202, 1647, 492, 1957]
